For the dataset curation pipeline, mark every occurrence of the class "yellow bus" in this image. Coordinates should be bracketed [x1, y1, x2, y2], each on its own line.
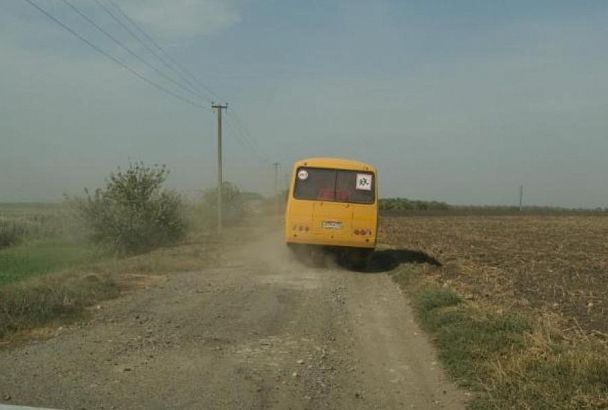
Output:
[284, 157, 378, 268]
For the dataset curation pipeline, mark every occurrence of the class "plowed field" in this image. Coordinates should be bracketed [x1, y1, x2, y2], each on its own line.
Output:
[380, 215, 608, 335]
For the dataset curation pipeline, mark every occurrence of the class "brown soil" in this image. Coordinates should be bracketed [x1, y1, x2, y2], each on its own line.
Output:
[381, 215, 608, 335]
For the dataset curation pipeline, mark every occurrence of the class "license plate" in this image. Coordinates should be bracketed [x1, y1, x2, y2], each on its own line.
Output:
[321, 221, 343, 230]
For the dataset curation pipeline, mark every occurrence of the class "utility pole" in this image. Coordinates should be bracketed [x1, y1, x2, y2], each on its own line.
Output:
[212, 103, 228, 234]
[519, 184, 524, 212]
[273, 162, 280, 214]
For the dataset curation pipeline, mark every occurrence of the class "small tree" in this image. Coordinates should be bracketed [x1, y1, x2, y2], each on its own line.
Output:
[202, 181, 244, 226]
[75, 163, 186, 254]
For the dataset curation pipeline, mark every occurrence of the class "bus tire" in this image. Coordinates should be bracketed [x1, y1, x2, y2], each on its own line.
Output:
[348, 248, 373, 271]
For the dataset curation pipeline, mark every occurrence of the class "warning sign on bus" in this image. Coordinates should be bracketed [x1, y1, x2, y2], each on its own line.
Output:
[356, 173, 372, 191]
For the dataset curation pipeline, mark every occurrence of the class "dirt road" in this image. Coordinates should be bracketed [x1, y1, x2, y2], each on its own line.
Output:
[0, 230, 466, 409]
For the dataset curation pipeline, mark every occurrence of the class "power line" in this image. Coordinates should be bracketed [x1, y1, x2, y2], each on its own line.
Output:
[223, 115, 253, 150]
[104, 0, 223, 103]
[224, 113, 271, 164]
[225, 108, 271, 164]
[59, 0, 207, 104]
[98, 0, 271, 164]
[223, 112, 256, 151]
[93, 0, 213, 104]
[230, 110, 263, 152]
[27, 0, 272, 168]
[22, 0, 206, 109]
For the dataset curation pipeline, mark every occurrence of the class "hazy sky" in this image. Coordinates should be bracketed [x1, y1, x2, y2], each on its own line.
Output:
[1, 0, 607, 207]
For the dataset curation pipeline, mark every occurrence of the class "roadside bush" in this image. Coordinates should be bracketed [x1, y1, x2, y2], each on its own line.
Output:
[201, 181, 245, 227]
[74, 163, 187, 254]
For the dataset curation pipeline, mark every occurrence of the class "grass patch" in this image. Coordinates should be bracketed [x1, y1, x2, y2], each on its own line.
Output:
[0, 203, 119, 341]
[0, 271, 118, 338]
[88, 238, 222, 276]
[0, 200, 228, 343]
[390, 264, 608, 409]
[471, 342, 608, 409]
[0, 233, 223, 343]
[415, 285, 530, 390]
[0, 239, 103, 285]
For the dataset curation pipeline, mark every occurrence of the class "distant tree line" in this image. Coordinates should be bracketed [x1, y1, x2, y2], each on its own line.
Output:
[380, 198, 449, 211]
[379, 197, 608, 216]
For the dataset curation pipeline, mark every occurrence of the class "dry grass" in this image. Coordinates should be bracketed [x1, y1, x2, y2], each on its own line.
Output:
[0, 228, 228, 344]
[0, 271, 118, 338]
[88, 239, 222, 277]
[0, 199, 268, 346]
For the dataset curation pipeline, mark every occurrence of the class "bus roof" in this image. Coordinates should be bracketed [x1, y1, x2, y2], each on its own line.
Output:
[293, 157, 376, 172]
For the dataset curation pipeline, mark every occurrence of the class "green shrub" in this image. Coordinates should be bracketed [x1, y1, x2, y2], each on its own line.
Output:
[201, 181, 245, 227]
[74, 163, 187, 254]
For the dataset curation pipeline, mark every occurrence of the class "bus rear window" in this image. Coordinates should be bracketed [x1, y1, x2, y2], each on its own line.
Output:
[293, 167, 375, 204]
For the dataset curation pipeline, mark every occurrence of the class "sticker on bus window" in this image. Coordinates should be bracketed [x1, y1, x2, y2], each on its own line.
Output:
[356, 173, 372, 191]
[297, 169, 309, 180]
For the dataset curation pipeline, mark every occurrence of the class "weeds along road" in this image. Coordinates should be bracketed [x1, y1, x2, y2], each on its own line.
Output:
[0, 225, 466, 410]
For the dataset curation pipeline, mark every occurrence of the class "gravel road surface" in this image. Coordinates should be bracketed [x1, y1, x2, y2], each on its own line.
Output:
[0, 230, 466, 409]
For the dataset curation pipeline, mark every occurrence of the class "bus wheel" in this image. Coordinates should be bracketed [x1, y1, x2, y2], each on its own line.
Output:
[310, 247, 326, 267]
[288, 243, 307, 261]
[288, 244, 324, 267]
[347, 249, 372, 271]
